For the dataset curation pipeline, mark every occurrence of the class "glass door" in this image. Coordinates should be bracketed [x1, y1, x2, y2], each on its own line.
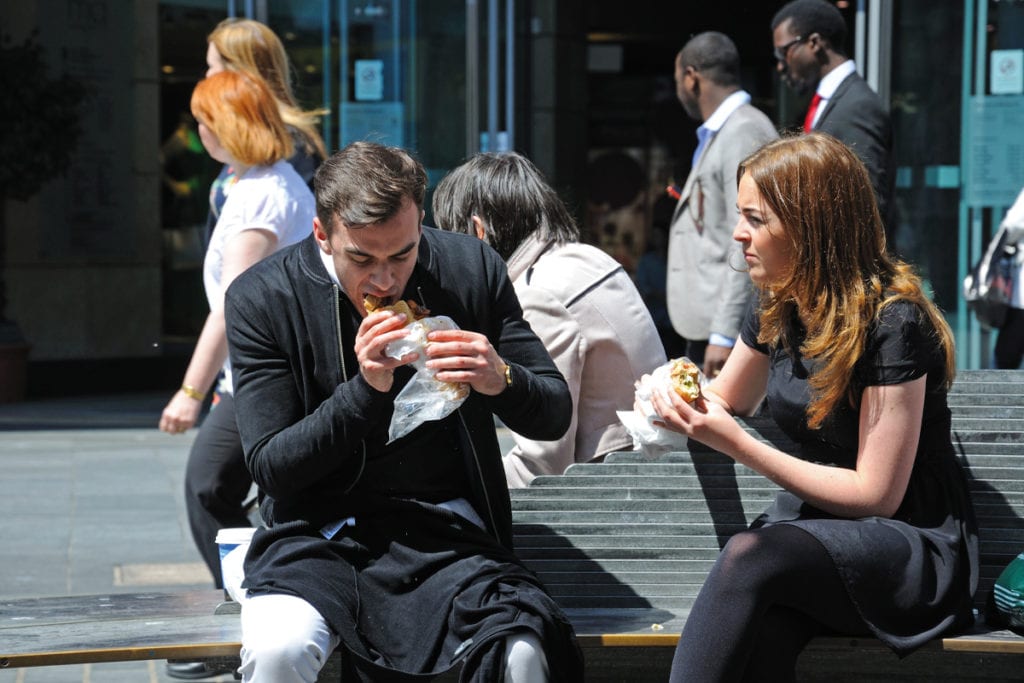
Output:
[259, 1, 477, 219]
[957, 0, 1024, 368]
[225, 0, 521, 215]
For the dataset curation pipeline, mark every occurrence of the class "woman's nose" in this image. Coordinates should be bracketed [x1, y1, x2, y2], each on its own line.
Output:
[732, 219, 746, 242]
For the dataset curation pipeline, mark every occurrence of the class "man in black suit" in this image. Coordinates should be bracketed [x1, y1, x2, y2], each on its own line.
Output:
[772, 0, 897, 245]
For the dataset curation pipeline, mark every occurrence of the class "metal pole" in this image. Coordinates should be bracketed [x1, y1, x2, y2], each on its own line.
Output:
[958, 0, 980, 368]
[855, 0, 865, 78]
[408, 1, 417, 151]
[322, 1, 332, 154]
[487, 0, 499, 151]
[866, 0, 892, 107]
[340, 0, 349, 147]
[466, 0, 479, 154]
[505, 0, 514, 150]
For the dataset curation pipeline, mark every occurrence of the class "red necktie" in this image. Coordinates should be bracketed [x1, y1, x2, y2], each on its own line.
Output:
[803, 93, 822, 132]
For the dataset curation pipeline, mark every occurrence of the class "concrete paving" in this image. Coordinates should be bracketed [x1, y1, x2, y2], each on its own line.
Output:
[0, 392, 516, 682]
[0, 392, 233, 682]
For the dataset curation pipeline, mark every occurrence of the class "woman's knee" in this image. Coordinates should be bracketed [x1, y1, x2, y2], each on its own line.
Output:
[717, 529, 768, 571]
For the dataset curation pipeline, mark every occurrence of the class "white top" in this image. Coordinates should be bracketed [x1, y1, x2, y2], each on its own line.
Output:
[1000, 187, 1024, 307]
[810, 59, 858, 129]
[204, 160, 315, 392]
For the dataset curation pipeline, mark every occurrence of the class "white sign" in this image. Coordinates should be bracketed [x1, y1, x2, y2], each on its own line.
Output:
[355, 59, 384, 101]
[991, 49, 1023, 95]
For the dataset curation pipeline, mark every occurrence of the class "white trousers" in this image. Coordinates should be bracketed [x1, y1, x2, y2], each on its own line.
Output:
[238, 593, 549, 683]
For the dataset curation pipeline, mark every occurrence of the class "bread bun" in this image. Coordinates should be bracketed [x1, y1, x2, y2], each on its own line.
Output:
[365, 296, 466, 401]
[668, 357, 702, 403]
[364, 295, 430, 320]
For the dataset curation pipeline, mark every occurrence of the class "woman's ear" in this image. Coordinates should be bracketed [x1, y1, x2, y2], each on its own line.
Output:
[471, 215, 487, 241]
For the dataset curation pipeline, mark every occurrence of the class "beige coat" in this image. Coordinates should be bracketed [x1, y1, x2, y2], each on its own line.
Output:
[667, 103, 778, 342]
[502, 235, 666, 487]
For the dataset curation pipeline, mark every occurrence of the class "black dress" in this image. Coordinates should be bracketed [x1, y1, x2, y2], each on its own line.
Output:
[741, 300, 979, 655]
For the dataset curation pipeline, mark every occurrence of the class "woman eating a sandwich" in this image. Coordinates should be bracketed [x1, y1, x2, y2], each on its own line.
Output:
[652, 133, 978, 682]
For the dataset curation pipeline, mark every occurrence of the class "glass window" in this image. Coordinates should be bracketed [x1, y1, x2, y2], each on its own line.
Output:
[158, 1, 228, 339]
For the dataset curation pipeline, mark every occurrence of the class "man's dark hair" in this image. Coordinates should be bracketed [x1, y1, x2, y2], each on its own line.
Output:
[432, 152, 579, 261]
[678, 31, 741, 88]
[771, 0, 848, 56]
[314, 141, 427, 231]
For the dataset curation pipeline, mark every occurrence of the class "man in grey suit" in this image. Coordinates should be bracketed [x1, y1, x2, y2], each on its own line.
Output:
[666, 31, 778, 378]
[772, 0, 897, 243]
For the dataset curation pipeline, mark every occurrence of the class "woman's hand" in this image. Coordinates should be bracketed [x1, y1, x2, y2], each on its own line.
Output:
[649, 385, 746, 456]
[159, 390, 203, 434]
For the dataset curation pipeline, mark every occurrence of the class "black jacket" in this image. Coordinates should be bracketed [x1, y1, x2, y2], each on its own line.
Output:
[816, 72, 897, 241]
[224, 228, 571, 549]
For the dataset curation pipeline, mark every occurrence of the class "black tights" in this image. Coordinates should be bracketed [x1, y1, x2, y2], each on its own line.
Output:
[669, 524, 870, 683]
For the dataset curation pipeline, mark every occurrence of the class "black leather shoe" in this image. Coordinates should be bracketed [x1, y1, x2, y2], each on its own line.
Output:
[165, 660, 236, 680]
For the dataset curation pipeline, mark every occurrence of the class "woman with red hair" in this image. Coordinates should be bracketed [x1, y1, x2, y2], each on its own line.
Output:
[159, 70, 313, 614]
[654, 133, 978, 682]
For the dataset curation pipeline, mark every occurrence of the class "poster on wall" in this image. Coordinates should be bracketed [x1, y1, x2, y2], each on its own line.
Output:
[340, 102, 405, 147]
[965, 95, 1024, 207]
[991, 50, 1024, 95]
[355, 59, 384, 101]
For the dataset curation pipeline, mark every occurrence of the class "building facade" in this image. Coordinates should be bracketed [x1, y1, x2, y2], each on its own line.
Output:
[0, 0, 1021, 397]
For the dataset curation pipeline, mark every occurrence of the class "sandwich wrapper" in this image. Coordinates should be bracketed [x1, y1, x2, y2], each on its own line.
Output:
[617, 356, 707, 451]
[385, 315, 469, 443]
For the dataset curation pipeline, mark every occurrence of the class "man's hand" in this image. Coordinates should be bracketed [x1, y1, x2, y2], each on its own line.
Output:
[424, 329, 508, 396]
[355, 310, 419, 392]
[703, 343, 732, 379]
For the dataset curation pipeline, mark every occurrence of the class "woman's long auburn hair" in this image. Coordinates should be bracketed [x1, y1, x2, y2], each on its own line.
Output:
[738, 133, 955, 429]
[191, 70, 292, 168]
[208, 18, 327, 160]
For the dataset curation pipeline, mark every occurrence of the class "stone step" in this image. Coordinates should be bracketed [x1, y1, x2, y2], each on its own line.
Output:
[948, 394, 1024, 407]
[512, 495, 1024, 517]
[512, 533, 1024, 559]
[524, 473, 1024, 496]
[602, 445, 1024, 463]
[556, 461, 1024, 480]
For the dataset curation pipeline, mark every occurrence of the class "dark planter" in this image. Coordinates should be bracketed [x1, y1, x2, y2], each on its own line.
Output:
[0, 340, 29, 403]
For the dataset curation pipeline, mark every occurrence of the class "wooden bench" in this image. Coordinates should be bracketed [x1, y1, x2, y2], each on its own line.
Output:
[2, 369, 1022, 681]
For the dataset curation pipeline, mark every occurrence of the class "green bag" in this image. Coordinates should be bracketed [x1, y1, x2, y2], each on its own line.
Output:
[993, 552, 1024, 632]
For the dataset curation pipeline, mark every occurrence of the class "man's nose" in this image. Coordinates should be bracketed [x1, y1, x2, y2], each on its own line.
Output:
[369, 267, 395, 291]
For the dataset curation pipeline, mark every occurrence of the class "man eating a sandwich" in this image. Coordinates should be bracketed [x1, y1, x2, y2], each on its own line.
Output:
[223, 141, 583, 683]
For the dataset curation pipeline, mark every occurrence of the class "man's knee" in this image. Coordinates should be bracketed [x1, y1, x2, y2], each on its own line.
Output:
[240, 594, 338, 683]
[504, 631, 548, 683]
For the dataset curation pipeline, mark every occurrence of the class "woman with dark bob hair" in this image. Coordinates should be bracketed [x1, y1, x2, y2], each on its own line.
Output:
[653, 133, 978, 681]
[432, 151, 665, 486]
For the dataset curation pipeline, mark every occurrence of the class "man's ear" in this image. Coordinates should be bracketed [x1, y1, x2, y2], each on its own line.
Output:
[471, 215, 487, 241]
[807, 32, 826, 56]
[312, 216, 331, 254]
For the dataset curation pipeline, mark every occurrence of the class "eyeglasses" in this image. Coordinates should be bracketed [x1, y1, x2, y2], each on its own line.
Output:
[774, 35, 806, 63]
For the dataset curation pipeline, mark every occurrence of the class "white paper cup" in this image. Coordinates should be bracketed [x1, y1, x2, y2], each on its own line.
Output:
[215, 527, 256, 602]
